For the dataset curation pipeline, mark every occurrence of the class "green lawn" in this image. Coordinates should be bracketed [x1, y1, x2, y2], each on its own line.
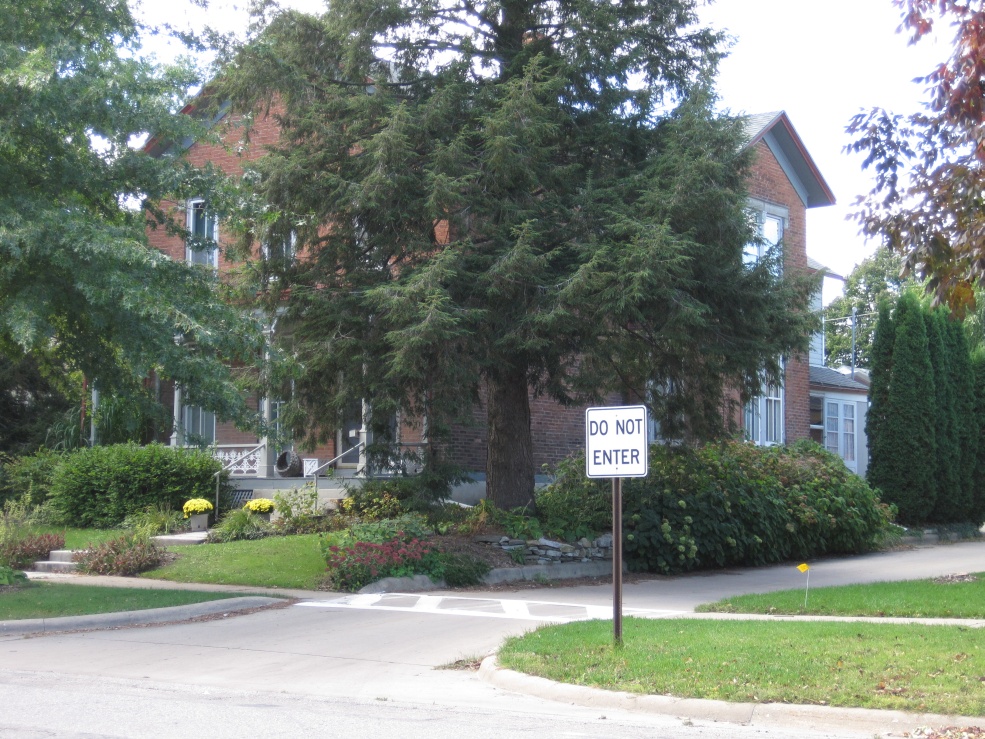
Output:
[0, 583, 249, 620]
[30, 527, 125, 550]
[145, 534, 326, 590]
[499, 618, 985, 716]
[697, 574, 985, 618]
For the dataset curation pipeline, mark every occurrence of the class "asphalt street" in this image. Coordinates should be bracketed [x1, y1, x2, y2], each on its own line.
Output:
[1, 540, 984, 737]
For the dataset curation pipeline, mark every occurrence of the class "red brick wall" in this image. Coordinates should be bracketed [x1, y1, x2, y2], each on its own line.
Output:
[745, 139, 810, 443]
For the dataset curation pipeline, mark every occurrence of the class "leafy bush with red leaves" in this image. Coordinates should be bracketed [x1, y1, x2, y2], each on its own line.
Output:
[0, 532, 65, 569]
[73, 534, 163, 576]
[322, 537, 437, 592]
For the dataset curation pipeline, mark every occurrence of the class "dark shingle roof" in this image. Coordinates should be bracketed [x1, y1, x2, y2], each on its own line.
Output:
[809, 365, 869, 393]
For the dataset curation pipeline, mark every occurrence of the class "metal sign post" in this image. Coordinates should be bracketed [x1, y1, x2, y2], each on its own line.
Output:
[585, 405, 648, 646]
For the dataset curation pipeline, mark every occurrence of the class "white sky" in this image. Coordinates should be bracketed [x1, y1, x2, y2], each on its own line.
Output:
[140, 0, 952, 303]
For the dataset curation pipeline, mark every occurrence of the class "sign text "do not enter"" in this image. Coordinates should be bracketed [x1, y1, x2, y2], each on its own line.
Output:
[585, 405, 649, 479]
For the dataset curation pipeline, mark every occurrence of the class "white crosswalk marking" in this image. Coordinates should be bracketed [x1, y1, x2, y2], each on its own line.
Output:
[296, 594, 684, 623]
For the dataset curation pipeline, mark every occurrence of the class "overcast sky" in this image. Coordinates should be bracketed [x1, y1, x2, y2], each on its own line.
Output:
[141, 0, 953, 301]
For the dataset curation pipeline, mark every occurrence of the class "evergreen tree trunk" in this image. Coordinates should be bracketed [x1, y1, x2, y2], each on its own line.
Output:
[486, 366, 535, 509]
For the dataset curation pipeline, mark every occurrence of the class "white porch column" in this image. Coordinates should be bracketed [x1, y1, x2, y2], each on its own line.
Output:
[259, 395, 276, 478]
[358, 397, 370, 477]
[170, 384, 184, 447]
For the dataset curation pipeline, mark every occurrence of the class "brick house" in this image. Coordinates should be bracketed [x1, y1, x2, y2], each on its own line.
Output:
[147, 107, 838, 499]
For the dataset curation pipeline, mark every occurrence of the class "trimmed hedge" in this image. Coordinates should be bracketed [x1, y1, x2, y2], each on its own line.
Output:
[536, 440, 894, 575]
[50, 443, 230, 527]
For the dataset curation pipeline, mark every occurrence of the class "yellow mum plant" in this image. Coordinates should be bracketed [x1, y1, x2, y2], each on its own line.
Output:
[244, 498, 275, 514]
[183, 498, 214, 518]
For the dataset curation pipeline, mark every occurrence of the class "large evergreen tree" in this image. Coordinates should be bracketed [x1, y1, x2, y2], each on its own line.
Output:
[871, 292, 937, 524]
[971, 348, 985, 524]
[944, 315, 978, 521]
[865, 299, 895, 491]
[0, 0, 266, 434]
[218, 1, 818, 506]
[925, 309, 959, 522]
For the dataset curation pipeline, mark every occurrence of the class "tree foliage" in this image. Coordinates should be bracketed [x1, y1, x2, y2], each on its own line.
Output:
[218, 1, 819, 506]
[0, 0, 266, 435]
[823, 248, 913, 369]
[848, 0, 985, 313]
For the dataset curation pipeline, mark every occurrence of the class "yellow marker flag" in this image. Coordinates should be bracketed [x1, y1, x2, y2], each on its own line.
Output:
[797, 563, 810, 573]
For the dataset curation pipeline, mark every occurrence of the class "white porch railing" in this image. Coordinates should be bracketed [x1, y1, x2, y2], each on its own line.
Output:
[213, 444, 264, 477]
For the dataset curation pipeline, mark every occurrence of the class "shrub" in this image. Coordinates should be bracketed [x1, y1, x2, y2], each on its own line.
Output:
[539, 440, 893, 575]
[123, 504, 186, 537]
[322, 537, 437, 591]
[0, 449, 63, 508]
[273, 484, 334, 534]
[74, 534, 164, 576]
[432, 552, 491, 587]
[346, 513, 433, 544]
[345, 462, 469, 515]
[0, 532, 65, 569]
[50, 444, 229, 527]
[207, 508, 273, 543]
[0, 564, 28, 586]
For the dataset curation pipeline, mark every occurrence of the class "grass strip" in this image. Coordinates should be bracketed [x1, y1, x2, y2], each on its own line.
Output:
[144, 534, 326, 590]
[27, 527, 126, 550]
[0, 583, 247, 620]
[697, 575, 985, 618]
[499, 618, 985, 716]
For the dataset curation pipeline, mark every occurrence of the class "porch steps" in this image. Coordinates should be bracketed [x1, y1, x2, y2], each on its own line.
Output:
[33, 550, 78, 574]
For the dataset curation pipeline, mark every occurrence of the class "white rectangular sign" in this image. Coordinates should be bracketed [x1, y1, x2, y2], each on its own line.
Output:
[585, 405, 649, 478]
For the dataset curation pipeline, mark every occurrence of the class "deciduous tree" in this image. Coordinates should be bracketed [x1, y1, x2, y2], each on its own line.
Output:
[848, 0, 985, 313]
[0, 0, 265, 438]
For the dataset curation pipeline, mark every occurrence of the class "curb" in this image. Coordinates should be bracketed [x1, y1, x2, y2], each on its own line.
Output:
[477, 655, 985, 735]
[358, 560, 615, 594]
[0, 596, 285, 637]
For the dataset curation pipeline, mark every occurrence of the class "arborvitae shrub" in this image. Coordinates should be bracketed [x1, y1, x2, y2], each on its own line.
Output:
[50, 443, 229, 527]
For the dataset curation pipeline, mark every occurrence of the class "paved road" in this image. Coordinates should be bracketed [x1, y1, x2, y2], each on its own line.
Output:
[2, 540, 984, 737]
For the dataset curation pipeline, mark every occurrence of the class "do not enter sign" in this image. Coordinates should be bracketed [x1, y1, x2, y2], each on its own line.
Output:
[585, 405, 649, 479]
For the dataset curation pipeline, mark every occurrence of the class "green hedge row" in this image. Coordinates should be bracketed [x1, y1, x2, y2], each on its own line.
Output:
[47, 443, 229, 528]
[536, 440, 894, 575]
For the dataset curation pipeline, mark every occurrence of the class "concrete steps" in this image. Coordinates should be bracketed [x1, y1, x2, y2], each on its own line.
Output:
[33, 550, 78, 573]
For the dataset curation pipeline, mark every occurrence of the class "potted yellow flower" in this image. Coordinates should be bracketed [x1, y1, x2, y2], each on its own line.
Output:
[244, 498, 275, 522]
[183, 498, 214, 532]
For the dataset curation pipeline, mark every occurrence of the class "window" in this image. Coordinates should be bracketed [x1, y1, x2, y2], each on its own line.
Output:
[744, 366, 784, 446]
[262, 232, 296, 271]
[809, 395, 824, 445]
[823, 400, 857, 469]
[181, 405, 215, 445]
[744, 200, 787, 268]
[186, 199, 218, 269]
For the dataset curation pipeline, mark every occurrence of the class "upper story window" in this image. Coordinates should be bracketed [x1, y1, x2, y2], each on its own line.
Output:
[744, 199, 787, 268]
[186, 199, 218, 269]
[262, 232, 296, 277]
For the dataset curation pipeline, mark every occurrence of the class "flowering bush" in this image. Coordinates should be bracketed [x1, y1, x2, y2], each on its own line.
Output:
[322, 536, 438, 591]
[183, 498, 214, 518]
[243, 498, 275, 514]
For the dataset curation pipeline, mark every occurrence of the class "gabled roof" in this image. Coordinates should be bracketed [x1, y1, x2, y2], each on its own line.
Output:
[743, 111, 836, 209]
[809, 365, 869, 393]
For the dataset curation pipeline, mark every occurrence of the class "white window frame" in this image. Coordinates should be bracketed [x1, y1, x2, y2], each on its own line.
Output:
[181, 404, 216, 446]
[744, 362, 785, 447]
[744, 199, 787, 269]
[262, 232, 297, 271]
[823, 398, 857, 472]
[186, 198, 219, 269]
